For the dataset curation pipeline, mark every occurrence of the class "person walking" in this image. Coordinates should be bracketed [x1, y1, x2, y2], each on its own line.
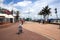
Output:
[17, 24, 23, 35]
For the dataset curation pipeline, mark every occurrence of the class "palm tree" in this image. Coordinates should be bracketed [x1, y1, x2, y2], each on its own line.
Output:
[55, 8, 58, 22]
[55, 8, 60, 29]
[38, 5, 51, 23]
[11, 10, 13, 15]
[16, 11, 19, 21]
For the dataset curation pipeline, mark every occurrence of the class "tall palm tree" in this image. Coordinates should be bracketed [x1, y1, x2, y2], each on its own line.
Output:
[55, 8, 58, 22]
[38, 5, 51, 23]
[16, 11, 19, 21]
[11, 10, 13, 15]
[55, 8, 60, 29]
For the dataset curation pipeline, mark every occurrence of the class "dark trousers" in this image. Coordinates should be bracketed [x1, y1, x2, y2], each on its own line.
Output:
[17, 30, 22, 34]
[19, 30, 22, 33]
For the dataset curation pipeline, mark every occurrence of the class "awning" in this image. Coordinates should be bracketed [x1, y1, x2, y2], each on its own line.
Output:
[0, 13, 14, 18]
[0, 13, 8, 18]
[7, 15, 14, 18]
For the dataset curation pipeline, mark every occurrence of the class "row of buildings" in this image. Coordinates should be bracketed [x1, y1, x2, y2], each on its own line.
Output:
[0, 7, 19, 24]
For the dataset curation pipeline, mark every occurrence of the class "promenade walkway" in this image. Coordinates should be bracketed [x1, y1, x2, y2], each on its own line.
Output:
[0, 21, 60, 40]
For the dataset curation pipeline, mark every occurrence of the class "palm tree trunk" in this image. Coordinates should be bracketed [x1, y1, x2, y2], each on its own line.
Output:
[43, 15, 46, 24]
[56, 13, 58, 22]
[47, 15, 49, 23]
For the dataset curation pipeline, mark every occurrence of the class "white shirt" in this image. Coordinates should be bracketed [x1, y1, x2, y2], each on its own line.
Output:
[18, 24, 22, 30]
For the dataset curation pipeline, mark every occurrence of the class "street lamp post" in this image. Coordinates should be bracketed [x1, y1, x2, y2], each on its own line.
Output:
[28, 11, 30, 21]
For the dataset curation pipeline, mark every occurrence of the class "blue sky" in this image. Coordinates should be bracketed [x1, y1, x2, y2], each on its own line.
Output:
[3, 0, 37, 4]
[0, 0, 60, 19]
[3, 0, 24, 4]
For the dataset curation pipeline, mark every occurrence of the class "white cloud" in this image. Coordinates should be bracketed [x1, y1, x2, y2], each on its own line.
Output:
[0, 0, 4, 3]
[49, 2, 60, 18]
[1, 0, 60, 19]
[13, 0, 60, 19]
[0, 1, 18, 11]
[13, 1, 32, 7]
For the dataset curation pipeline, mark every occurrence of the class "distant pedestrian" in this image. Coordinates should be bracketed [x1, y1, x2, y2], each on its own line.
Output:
[17, 24, 23, 35]
[20, 19, 24, 25]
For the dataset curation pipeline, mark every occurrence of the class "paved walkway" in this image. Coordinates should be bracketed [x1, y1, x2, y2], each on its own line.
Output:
[0, 21, 60, 40]
[23, 22, 60, 40]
